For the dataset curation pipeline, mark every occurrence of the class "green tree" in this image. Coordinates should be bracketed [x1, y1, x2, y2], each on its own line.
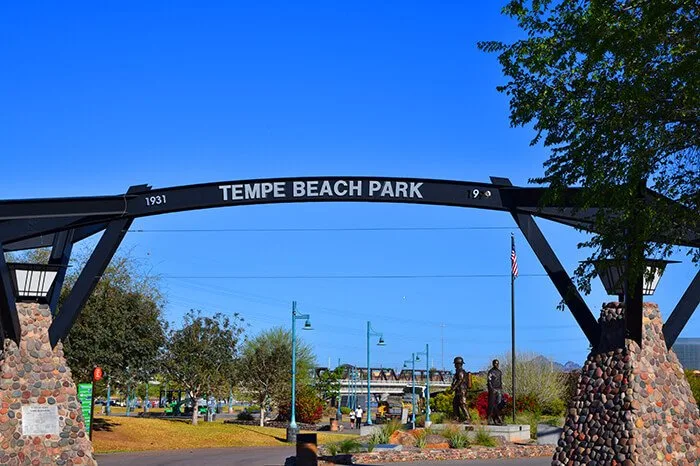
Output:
[314, 366, 344, 404]
[236, 327, 315, 426]
[8, 249, 167, 394]
[162, 310, 244, 425]
[479, 0, 699, 290]
[6, 248, 167, 412]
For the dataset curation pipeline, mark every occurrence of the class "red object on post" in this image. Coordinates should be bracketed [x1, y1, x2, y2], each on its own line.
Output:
[93, 367, 103, 382]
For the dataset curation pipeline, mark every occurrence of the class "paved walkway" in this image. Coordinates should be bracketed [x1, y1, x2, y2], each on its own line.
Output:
[97, 447, 552, 466]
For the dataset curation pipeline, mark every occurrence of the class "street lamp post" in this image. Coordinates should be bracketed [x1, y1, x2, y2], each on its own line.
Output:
[416, 344, 431, 427]
[404, 353, 417, 429]
[336, 359, 342, 422]
[366, 321, 385, 426]
[287, 301, 312, 443]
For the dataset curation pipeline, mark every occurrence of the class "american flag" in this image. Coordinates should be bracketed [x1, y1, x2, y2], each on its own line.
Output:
[511, 234, 519, 278]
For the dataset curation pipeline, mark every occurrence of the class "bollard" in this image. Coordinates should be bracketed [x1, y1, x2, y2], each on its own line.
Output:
[296, 433, 318, 466]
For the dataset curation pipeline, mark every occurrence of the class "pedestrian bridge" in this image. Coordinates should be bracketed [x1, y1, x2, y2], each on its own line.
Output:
[316, 366, 453, 397]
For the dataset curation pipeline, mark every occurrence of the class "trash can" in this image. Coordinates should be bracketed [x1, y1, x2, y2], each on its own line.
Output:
[296, 433, 317, 466]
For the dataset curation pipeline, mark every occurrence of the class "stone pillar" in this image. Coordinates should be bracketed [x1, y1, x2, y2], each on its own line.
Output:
[0, 303, 96, 465]
[553, 302, 700, 465]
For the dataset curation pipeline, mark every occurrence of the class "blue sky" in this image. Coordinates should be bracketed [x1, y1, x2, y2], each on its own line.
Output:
[1, 1, 697, 372]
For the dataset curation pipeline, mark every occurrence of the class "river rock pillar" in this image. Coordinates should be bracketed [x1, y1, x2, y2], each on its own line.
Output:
[553, 302, 700, 465]
[0, 302, 96, 465]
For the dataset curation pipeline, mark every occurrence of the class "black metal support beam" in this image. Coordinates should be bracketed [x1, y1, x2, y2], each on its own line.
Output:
[663, 269, 700, 349]
[47, 230, 75, 316]
[48, 218, 132, 348]
[0, 241, 20, 346]
[625, 272, 644, 347]
[491, 177, 600, 348]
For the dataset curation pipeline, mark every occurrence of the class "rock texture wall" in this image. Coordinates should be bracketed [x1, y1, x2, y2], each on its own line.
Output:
[553, 302, 700, 466]
[0, 303, 96, 465]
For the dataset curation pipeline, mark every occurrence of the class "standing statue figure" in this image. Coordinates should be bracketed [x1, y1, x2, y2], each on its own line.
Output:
[451, 356, 472, 423]
[487, 359, 504, 425]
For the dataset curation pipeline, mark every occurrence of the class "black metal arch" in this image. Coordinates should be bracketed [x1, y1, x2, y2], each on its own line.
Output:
[0, 176, 697, 351]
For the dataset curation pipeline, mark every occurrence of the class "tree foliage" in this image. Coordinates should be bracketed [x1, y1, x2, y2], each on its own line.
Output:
[314, 366, 344, 403]
[34, 251, 167, 389]
[277, 384, 325, 424]
[498, 351, 567, 410]
[162, 310, 244, 425]
[236, 327, 315, 426]
[479, 0, 699, 290]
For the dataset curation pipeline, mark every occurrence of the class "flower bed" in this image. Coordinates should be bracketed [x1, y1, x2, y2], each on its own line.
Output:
[320, 444, 554, 464]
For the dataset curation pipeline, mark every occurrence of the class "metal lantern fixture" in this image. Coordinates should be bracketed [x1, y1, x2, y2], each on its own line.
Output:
[7, 263, 64, 302]
[377, 336, 386, 346]
[591, 259, 679, 299]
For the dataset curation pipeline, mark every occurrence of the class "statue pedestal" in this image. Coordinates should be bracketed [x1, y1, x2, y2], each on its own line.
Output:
[554, 303, 700, 465]
[0, 303, 96, 465]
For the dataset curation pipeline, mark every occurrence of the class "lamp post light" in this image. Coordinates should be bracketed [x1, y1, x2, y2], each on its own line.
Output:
[403, 353, 418, 429]
[366, 321, 385, 426]
[7, 263, 63, 302]
[416, 344, 431, 427]
[287, 301, 312, 443]
[590, 258, 679, 300]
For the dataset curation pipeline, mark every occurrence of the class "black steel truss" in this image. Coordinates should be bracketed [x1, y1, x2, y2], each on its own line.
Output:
[0, 176, 695, 349]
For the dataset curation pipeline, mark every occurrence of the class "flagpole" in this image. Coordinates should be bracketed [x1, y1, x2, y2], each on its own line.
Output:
[511, 233, 516, 425]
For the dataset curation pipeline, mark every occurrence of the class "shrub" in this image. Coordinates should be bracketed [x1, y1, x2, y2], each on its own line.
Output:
[381, 419, 403, 438]
[503, 393, 539, 415]
[416, 412, 446, 427]
[237, 411, 254, 421]
[686, 370, 700, 405]
[367, 440, 376, 452]
[499, 352, 567, 410]
[340, 406, 351, 415]
[541, 397, 566, 416]
[430, 390, 453, 414]
[414, 429, 429, 449]
[471, 374, 486, 391]
[442, 427, 469, 449]
[326, 443, 340, 456]
[474, 391, 544, 419]
[337, 438, 362, 453]
[369, 430, 387, 445]
[473, 426, 497, 447]
[277, 387, 324, 423]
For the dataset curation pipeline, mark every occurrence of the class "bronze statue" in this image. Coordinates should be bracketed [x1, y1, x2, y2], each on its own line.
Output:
[451, 356, 472, 422]
[487, 359, 504, 425]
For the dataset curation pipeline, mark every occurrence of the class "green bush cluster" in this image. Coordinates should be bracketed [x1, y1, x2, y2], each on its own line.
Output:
[416, 412, 447, 427]
[441, 426, 469, 449]
[473, 426, 497, 447]
[369, 419, 403, 445]
[237, 411, 254, 421]
[430, 390, 453, 414]
[686, 370, 700, 405]
[340, 406, 351, 415]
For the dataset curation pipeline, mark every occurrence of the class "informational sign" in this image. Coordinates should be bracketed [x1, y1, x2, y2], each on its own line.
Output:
[21, 404, 60, 436]
[77, 383, 93, 437]
[126, 177, 505, 219]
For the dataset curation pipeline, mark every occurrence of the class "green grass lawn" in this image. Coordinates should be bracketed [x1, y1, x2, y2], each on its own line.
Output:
[92, 416, 356, 453]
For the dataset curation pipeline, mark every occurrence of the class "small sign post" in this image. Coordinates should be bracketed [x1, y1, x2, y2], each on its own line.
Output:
[77, 383, 93, 439]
